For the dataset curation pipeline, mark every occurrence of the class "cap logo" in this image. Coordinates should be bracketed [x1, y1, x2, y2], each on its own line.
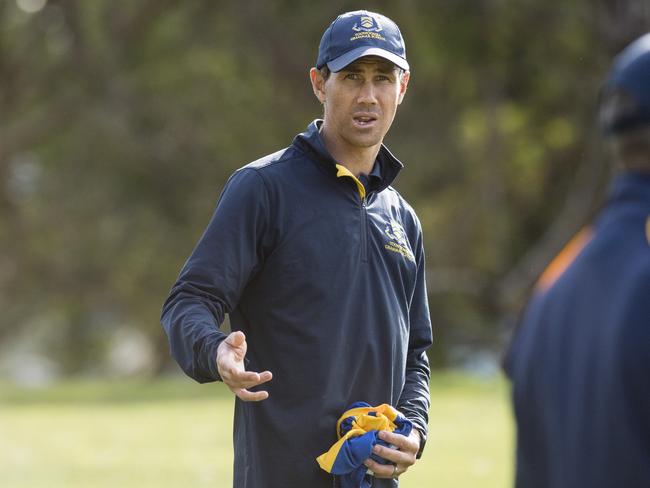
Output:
[352, 15, 383, 33]
[350, 15, 386, 42]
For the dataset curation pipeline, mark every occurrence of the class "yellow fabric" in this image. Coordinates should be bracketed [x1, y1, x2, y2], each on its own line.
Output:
[316, 404, 398, 472]
[335, 403, 397, 435]
[336, 164, 366, 200]
[317, 428, 365, 471]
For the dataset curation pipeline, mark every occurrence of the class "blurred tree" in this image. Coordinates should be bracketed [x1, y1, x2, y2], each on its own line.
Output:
[0, 0, 648, 375]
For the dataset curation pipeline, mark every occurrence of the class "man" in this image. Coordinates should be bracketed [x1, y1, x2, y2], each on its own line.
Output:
[161, 10, 432, 488]
[505, 34, 650, 488]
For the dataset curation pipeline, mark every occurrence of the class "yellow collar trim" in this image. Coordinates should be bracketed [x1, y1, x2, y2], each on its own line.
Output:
[335, 164, 366, 200]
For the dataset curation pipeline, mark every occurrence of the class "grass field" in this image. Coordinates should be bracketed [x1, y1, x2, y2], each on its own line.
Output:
[0, 372, 513, 487]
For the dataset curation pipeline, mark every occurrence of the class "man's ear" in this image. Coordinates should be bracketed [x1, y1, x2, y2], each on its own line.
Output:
[397, 71, 410, 105]
[310, 68, 326, 104]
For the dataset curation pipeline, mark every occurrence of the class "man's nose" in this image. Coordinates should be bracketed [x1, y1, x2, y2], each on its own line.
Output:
[357, 81, 378, 105]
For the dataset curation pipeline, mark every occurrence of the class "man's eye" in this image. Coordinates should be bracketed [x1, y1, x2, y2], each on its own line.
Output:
[345, 73, 361, 80]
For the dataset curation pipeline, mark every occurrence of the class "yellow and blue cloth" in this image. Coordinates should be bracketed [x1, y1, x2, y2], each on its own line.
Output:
[317, 402, 412, 488]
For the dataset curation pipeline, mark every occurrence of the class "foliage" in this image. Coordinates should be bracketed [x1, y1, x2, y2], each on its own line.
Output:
[0, 0, 648, 372]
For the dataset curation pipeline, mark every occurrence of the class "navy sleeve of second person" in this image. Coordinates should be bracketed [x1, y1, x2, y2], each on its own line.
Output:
[161, 168, 272, 383]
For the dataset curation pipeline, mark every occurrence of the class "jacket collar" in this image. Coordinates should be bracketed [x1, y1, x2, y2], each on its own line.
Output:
[292, 119, 404, 192]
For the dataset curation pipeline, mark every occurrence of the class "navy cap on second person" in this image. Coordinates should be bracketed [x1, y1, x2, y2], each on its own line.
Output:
[601, 33, 650, 134]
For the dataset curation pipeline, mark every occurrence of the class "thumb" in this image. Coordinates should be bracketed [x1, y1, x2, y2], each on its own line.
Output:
[226, 331, 246, 349]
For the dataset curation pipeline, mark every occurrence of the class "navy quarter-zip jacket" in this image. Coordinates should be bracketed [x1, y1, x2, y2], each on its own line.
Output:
[506, 172, 650, 488]
[161, 120, 433, 488]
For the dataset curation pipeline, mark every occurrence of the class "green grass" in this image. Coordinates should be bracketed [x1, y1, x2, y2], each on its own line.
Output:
[0, 373, 514, 487]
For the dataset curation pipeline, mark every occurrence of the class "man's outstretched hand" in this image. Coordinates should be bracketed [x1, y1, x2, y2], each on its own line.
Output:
[216, 331, 272, 401]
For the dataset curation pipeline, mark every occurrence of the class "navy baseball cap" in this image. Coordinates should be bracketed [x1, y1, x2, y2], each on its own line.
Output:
[316, 10, 409, 73]
[601, 33, 650, 134]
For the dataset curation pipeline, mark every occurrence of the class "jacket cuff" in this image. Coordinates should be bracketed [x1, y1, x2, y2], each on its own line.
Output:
[407, 418, 428, 458]
[414, 427, 427, 459]
[198, 331, 227, 382]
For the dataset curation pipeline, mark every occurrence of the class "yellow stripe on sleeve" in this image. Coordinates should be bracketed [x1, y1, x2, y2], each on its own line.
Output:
[536, 227, 593, 292]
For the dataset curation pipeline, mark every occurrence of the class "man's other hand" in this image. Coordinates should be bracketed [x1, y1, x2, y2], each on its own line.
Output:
[363, 429, 420, 479]
[216, 331, 273, 401]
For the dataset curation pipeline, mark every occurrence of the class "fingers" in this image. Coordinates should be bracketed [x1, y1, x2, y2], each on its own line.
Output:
[364, 458, 407, 479]
[363, 430, 418, 479]
[378, 430, 418, 454]
[223, 371, 273, 402]
[226, 370, 272, 402]
[231, 387, 270, 402]
[222, 369, 273, 390]
[371, 442, 412, 466]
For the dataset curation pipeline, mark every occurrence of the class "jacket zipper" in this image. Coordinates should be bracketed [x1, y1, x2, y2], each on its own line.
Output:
[361, 196, 368, 263]
[333, 164, 370, 264]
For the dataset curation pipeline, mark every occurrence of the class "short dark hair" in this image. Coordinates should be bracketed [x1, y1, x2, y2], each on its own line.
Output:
[320, 66, 331, 80]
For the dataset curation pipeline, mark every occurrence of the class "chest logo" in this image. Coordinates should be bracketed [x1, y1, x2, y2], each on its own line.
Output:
[384, 219, 415, 262]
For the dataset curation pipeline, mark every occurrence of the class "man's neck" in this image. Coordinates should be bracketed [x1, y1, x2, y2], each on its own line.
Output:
[319, 126, 380, 177]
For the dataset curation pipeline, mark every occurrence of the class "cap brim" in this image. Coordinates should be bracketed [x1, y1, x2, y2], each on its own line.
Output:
[327, 46, 409, 72]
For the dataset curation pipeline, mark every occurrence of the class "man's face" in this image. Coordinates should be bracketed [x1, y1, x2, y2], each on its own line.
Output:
[311, 56, 410, 152]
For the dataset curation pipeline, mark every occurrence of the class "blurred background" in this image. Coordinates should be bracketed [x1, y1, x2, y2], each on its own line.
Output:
[0, 0, 648, 486]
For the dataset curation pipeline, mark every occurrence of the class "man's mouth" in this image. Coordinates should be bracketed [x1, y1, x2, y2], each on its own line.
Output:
[352, 113, 378, 127]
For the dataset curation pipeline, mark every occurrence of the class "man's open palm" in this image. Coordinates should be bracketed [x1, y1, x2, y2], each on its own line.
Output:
[216, 331, 273, 401]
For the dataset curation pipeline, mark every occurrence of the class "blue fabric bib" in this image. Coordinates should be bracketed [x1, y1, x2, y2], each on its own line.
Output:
[317, 402, 412, 488]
